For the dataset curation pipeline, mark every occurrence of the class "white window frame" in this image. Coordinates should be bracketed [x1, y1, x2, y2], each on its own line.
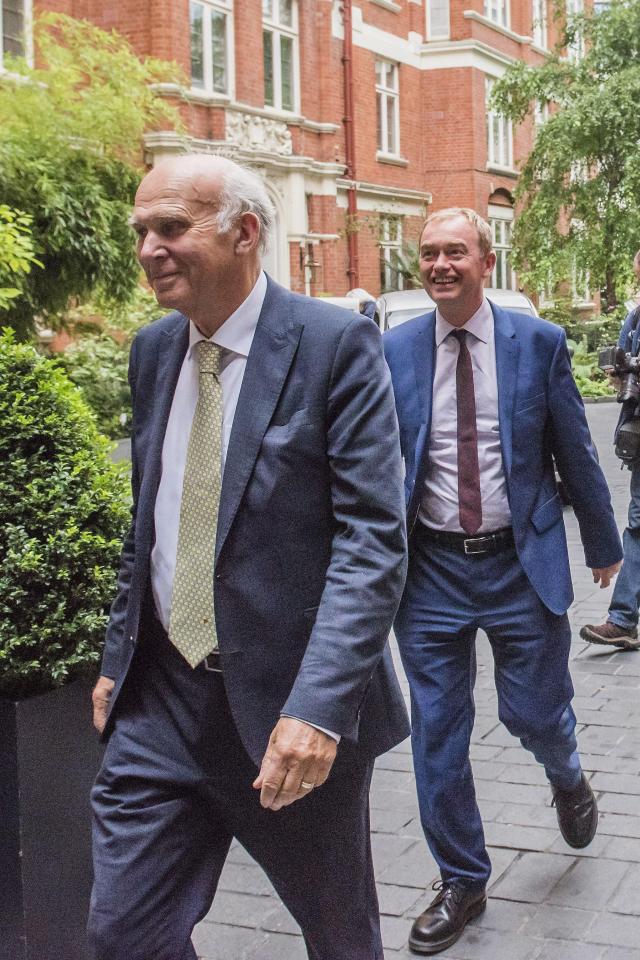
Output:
[566, 0, 584, 60]
[375, 60, 400, 158]
[379, 215, 405, 292]
[489, 205, 516, 291]
[532, 0, 547, 48]
[0, 0, 31, 69]
[486, 78, 513, 171]
[189, 0, 233, 97]
[263, 0, 299, 114]
[533, 99, 549, 128]
[483, 0, 509, 29]
[426, 0, 450, 40]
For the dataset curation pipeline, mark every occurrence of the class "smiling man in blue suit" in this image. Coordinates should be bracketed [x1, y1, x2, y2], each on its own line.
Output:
[87, 154, 409, 960]
[384, 208, 622, 955]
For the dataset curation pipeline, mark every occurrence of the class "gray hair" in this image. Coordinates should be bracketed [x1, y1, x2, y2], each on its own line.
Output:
[423, 207, 493, 257]
[216, 162, 276, 255]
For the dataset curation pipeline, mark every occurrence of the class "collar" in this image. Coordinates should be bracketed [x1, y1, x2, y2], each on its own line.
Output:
[187, 270, 268, 359]
[434, 297, 493, 347]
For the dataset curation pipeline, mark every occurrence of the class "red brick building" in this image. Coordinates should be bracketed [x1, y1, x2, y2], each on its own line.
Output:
[2, 0, 580, 296]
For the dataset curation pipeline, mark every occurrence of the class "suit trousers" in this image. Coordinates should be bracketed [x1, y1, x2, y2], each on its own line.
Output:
[394, 524, 582, 889]
[88, 617, 382, 960]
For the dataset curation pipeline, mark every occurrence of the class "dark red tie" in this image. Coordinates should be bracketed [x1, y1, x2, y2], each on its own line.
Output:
[452, 329, 482, 535]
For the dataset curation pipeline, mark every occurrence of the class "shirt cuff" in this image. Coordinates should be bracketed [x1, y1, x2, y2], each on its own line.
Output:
[280, 714, 341, 743]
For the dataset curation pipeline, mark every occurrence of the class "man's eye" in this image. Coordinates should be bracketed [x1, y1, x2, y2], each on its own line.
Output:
[162, 222, 186, 237]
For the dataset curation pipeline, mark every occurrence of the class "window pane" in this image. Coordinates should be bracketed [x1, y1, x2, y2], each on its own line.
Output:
[376, 92, 384, 151]
[279, 0, 293, 27]
[263, 0, 273, 19]
[190, 2, 204, 89]
[2, 0, 24, 56]
[211, 10, 227, 93]
[375, 59, 383, 85]
[263, 29, 274, 106]
[386, 97, 396, 153]
[280, 34, 293, 110]
[429, 0, 450, 38]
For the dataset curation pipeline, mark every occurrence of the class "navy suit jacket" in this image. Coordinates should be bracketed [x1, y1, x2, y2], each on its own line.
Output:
[102, 277, 410, 764]
[383, 302, 623, 615]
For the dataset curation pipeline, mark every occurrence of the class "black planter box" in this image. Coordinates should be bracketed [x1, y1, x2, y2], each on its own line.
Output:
[0, 679, 104, 960]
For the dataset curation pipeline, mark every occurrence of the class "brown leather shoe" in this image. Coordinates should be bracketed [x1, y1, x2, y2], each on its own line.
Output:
[580, 621, 640, 650]
[408, 881, 487, 955]
[552, 773, 598, 849]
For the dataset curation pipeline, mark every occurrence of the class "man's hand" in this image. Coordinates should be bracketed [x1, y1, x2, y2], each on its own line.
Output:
[592, 561, 623, 589]
[92, 676, 115, 734]
[253, 717, 338, 811]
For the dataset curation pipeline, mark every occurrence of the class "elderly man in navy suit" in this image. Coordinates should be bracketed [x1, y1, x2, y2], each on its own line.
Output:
[383, 208, 622, 955]
[88, 154, 409, 960]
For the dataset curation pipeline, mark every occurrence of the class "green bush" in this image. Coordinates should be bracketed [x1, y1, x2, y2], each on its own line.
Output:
[0, 328, 130, 699]
[55, 335, 132, 439]
[568, 337, 614, 399]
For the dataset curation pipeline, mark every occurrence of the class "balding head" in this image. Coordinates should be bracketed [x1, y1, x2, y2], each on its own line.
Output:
[131, 154, 273, 334]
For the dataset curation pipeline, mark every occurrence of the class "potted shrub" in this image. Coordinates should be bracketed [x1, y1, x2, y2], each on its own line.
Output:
[0, 330, 130, 960]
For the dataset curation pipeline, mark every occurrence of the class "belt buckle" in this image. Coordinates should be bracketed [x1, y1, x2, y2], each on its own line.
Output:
[203, 653, 222, 673]
[463, 536, 489, 555]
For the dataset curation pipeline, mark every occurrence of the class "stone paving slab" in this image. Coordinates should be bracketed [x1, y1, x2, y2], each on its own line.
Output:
[194, 404, 640, 957]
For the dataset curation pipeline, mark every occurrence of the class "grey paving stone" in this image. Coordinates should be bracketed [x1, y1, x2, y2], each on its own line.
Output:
[472, 759, 509, 780]
[477, 799, 505, 821]
[592, 773, 640, 796]
[546, 857, 629, 910]
[602, 862, 640, 915]
[497, 764, 550, 786]
[371, 787, 421, 813]
[495, 801, 559, 830]
[370, 806, 417, 834]
[380, 914, 413, 951]
[532, 940, 606, 960]
[490, 852, 575, 903]
[372, 834, 417, 873]
[602, 948, 640, 960]
[483, 821, 557, 852]
[473, 896, 536, 932]
[598, 793, 640, 816]
[204, 890, 279, 929]
[470, 743, 505, 761]
[581, 755, 640, 776]
[218, 861, 276, 897]
[598, 812, 640, 838]
[379, 837, 439, 888]
[375, 751, 416, 773]
[246, 931, 308, 960]
[475, 779, 550, 806]
[486, 845, 521, 888]
[376, 883, 423, 918]
[431, 926, 540, 960]
[372, 768, 417, 793]
[259, 901, 300, 935]
[549, 832, 611, 858]
[193, 921, 269, 960]
[604, 836, 640, 862]
[521, 903, 597, 941]
[589, 913, 640, 949]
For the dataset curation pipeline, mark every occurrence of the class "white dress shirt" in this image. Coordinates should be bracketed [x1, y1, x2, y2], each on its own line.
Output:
[150, 271, 338, 741]
[419, 298, 512, 533]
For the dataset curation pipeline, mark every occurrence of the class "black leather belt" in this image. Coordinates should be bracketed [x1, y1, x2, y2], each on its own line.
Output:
[420, 525, 515, 556]
[203, 651, 222, 673]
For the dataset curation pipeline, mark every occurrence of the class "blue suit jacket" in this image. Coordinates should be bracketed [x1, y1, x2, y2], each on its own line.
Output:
[102, 277, 409, 764]
[383, 302, 623, 615]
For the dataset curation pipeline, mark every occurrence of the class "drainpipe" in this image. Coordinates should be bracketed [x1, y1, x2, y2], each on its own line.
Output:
[342, 0, 359, 288]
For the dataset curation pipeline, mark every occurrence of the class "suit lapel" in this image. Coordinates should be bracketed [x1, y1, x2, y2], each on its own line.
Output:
[492, 302, 519, 479]
[407, 311, 436, 525]
[139, 317, 190, 545]
[216, 281, 300, 561]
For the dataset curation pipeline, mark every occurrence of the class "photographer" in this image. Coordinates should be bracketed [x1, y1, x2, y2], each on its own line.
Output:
[581, 250, 640, 650]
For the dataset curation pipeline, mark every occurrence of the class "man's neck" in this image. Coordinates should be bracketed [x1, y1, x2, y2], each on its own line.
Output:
[191, 266, 261, 338]
[437, 295, 484, 329]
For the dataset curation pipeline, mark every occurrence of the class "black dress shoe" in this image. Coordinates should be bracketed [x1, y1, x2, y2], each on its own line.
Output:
[552, 772, 598, 849]
[409, 881, 487, 955]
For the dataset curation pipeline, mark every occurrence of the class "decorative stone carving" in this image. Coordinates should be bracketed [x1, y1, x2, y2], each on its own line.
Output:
[225, 112, 293, 156]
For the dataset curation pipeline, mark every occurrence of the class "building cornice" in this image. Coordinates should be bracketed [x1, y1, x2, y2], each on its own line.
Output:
[337, 178, 431, 205]
[462, 11, 532, 46]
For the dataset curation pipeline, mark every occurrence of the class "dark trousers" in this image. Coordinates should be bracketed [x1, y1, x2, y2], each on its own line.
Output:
[88, 621, 382, 960]
[394, 525, 581, 889]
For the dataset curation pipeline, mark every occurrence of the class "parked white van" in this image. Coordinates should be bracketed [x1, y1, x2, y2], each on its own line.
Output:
[377, 287, 538, 332]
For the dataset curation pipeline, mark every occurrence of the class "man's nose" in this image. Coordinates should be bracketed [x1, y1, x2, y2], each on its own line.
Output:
[432, 252, 449, 271]
[138, 232, 166, 262]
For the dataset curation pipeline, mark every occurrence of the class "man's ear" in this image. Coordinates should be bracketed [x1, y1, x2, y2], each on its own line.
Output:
[484, 251, 497, 278]
[234, 212, 261, 254]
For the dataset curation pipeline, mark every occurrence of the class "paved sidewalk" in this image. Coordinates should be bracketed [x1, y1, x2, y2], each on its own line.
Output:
[194, 401, 640, 960]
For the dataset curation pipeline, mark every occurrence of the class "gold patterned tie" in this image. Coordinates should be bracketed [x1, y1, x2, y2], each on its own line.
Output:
[168, 340, 224, 667]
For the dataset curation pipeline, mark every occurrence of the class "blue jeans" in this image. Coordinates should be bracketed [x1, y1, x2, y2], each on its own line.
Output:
[608, 461, 640, 630]
[395, 527, 582, 889]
